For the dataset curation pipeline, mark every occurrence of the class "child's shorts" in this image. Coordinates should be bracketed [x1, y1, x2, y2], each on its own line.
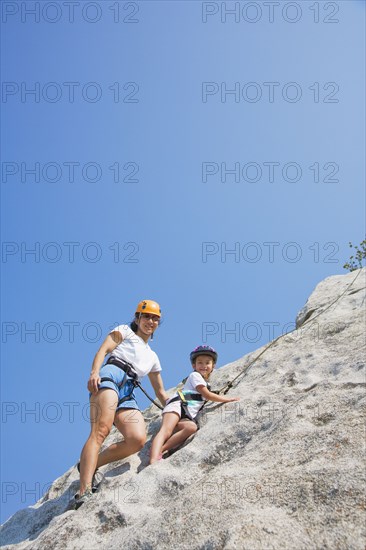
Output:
[95, 364, 140, 412]
[163, 401, 182, 417]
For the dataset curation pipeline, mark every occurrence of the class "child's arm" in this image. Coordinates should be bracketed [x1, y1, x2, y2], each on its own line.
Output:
[196, 384, 240, 403]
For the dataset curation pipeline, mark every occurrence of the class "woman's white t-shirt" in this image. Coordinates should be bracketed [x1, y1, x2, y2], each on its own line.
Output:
[109, 324, 162, 380]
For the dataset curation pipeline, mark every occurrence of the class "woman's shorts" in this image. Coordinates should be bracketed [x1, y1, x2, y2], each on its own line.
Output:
[96, 364, 140, 412]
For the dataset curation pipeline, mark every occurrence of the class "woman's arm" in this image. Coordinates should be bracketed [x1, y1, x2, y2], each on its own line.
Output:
[196, 384, 240, 403]
[148, 372, 168, 407]
[88, 331, 122, 394]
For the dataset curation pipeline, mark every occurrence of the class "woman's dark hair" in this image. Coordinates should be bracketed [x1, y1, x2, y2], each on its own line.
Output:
[130, 315, 138, 333]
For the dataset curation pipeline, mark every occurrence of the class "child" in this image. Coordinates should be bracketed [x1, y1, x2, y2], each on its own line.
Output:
[149, 345, 240, 464]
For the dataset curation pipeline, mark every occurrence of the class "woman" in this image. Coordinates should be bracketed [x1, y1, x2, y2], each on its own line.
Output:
[75, 299, 167, 509]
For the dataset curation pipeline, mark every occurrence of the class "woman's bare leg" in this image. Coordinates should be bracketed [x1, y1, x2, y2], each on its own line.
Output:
[79, 389, 118, 495]
[96, 408, 147, 467]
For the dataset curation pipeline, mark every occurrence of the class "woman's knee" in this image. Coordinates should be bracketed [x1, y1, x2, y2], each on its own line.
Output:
[92, 421, 112, 445]
[128, 433, 147, 451]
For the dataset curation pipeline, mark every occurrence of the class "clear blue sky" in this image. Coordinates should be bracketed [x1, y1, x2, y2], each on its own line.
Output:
[1, 0, 365, 523]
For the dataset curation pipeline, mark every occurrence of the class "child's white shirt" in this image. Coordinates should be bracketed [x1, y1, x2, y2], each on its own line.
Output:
[168, 371, 207, 418]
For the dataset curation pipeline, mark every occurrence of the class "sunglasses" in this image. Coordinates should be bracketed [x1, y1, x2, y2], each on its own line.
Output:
[140, 313, 160, 323]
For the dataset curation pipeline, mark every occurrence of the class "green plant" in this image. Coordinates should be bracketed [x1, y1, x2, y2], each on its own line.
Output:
[343, 239, 366, 272]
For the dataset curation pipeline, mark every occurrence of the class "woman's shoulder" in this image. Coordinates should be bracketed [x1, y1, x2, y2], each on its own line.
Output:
[110, 324, 133, 339]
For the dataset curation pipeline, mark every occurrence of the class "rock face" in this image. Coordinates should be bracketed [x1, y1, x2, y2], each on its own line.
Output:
[1, 269, 366, 550]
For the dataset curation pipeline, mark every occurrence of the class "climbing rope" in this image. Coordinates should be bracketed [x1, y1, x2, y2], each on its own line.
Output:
[135, 380, 164, 410]
[217, 268, 364, 395]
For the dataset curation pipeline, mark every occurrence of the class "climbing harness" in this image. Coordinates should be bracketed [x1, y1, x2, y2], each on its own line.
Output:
[103, 356, 164, 410]
[216, 268, 364, 395]
[165, 390, 206, 425]
[166, 377, 216, 425]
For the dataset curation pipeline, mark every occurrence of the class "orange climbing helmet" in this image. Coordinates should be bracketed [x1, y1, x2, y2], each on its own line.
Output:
[136, 299, 161, 318]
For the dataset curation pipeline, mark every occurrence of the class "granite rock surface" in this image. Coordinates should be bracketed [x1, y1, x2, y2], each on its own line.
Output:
[1, 269, 365, 550]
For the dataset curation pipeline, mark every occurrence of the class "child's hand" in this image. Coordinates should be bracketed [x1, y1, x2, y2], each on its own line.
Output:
[224, 397, 240, 402]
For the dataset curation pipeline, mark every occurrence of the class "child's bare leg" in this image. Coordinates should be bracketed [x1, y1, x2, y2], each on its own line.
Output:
[162, 420, 197, 453]
[150, 412, 180, 464]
